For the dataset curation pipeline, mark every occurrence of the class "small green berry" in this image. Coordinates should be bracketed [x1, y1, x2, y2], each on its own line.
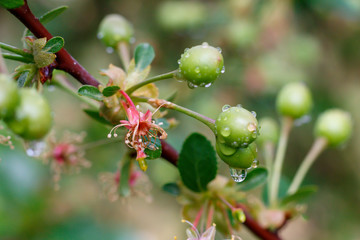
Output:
[216, 141, 257, 169]
[178, 43, 224, 88]
[5, 89, 52, 140]
[0, 74, 19, 119]
[276, 82, 312, 119]
[257, 117, 279, 145]
[314, 109, 352, 146]
[98, 14, 134, 48]
[215, 105, 258, 148]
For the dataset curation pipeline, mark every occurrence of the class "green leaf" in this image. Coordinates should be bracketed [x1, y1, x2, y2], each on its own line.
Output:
[162, 183, 180, 196]
[178, 133, 217, 192]
[119, 156, 131, 197]
[44, 36, 64, 53]
[102, 86, 120, 97]
[238, 168, 268, 191]
[0, 0, 24, 9]
[145, 137, 162, 160]
[134, 43, 155, 71]
[78, 85, 103, 101]
[262, 176, 290, 206]
[39, 5, 68, 25]
[83, 109, 110, 125]
[281, 186, 318, 206]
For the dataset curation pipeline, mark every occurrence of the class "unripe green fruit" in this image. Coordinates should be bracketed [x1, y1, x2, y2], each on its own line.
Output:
[0, 74, 19, 119]
[314, 109, 352, 146]
[276, 82, 312, 119]
[216, 141, 257, 169]
[178, 43, 224, 87]
[98, 14, 134, 48]
[5, 89, 52, 140]
[156, 1, 206, 31]
[215, 105, 258, 148]
[257, 117, 279, 145]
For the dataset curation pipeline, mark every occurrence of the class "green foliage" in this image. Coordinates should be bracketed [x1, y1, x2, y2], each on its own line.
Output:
[102, 86, 120, 97]
[44, 36, 64, 53]
[0, 0, 24, 9]
[178, 133, 217, 192]
[39, 5, 68, 24]
[134, 43, 155, 72]
[238, 168, 268, 191]
[83, 109, 110, 125]
[162, 183, 180, 196]
[78, 85, 103, 101]
[281, 186, 318, 206]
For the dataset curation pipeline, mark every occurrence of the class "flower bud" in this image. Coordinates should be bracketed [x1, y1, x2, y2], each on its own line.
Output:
[314, 109, 352, 146]
[98, 14, 134, 48]
[276, 82, 312, 119]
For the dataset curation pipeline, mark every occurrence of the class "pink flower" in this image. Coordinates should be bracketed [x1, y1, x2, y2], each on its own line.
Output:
[108, 90, 167, 171]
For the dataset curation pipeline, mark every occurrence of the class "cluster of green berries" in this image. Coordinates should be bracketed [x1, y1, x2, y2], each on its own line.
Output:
[0, 74, 52, 140]
[215, 105, 259, 169]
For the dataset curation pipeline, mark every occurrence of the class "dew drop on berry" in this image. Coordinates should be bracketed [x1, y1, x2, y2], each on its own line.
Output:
[251, 159, 259, 169]
[229, 168, 247, 182]
[222, 104, 231, 112]
[106, 47, 114, 54]
[25, 140, 46, 157]
[221, 66, 226, 73]
[220, 127, 231, 137]
[202, 42, 209, 48]
[187, 81, 195, 89]
[205, 83, 212, 88]
[216, 47, 222, 53]
[251, 111, 257, 118]
[177, 59, 181, 64]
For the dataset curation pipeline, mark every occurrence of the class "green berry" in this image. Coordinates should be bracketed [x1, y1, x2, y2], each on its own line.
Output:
[178, 43, 224, 88]
[215, 105, 258, 148]
[276, 82, 312, 119]
[314, 109, 352, 146]
[257, 117, 279, 145]
[98, 14, 134, 48]
[5, 89, 52, 140]
[216, 141, 257, 169]
[0, 74, 19, 119]
[156, 1, 206, 31]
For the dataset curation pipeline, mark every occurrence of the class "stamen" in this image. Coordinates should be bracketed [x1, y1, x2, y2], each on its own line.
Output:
[181, 219, 200, 238]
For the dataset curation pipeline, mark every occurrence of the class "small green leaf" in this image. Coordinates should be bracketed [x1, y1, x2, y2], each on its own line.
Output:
[238, 168, 268, 191]
[102, 86, 120, 97]
[83, 109, 110, 125]
[134, 43, 155, 71]
[162, 183, 180, 196]
[44, 36, 64, 53]
[119, 156, 131, 197]
[0, 0, 24, 9]
[281, 186, 318, 206]
[39, 5, 68, 25]
[178, 133, 217, 192]
[78, 85, 103, 101]
[145, 137, 162, 159]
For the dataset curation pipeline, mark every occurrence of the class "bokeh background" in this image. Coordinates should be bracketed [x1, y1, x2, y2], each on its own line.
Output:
[1, 0, 360, 239]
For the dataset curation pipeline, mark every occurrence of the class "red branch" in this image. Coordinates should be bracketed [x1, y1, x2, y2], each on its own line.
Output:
[8, 1, 99, 87]
[6, 2, 281, 239]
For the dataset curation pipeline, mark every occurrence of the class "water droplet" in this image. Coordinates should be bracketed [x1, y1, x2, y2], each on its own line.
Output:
[97, 33, 104, 39]
[251, 132, 257, 139]
[236, 104, 242, 108]
[194, 67, 200, 73]
[178, 59, 181, 64]
[222, 104, 231, 112]
[294, 115, 311, 127]
[221, 66, 225, 73]
[229, 168, 247, 182]
[247, 123, 257, 132]
[187, 81, 195, 89]
[106, 47, 114, 54]
[184, 48, 189, 52]
[221, 127, 231, 137]
[242, 142, 248, 147]
[25, 140, 46, 157]
[202, 42, 209, 47]
[251, 159, 259, 168]
[185, 53, 190, 58]
[216, 68, 220, 74]
[251, 111, 257, 118]
[205, 83, 212, 88]
[216, 47, 222, 53]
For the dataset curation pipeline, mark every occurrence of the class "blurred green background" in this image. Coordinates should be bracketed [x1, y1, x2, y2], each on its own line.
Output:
[1, 0, 360, 239]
